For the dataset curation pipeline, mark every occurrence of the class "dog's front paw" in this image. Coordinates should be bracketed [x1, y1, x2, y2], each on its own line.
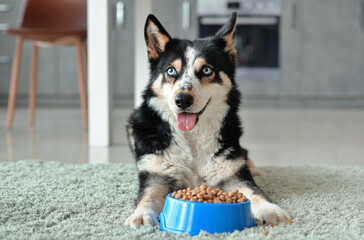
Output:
[124, 208, 159, 228]
[253, 202, 290, 224]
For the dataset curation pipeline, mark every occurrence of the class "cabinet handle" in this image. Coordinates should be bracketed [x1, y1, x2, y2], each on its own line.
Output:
[291, 1, 297, 28]
[0, 56, 11, 64]
[359, 1, 364, 28]
[0, 4, 10, 12]
[116, 1, 124, 28]
[182, 1, 190, 30]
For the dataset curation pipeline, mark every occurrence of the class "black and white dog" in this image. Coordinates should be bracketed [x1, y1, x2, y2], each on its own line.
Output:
[125, 13, 290, 228]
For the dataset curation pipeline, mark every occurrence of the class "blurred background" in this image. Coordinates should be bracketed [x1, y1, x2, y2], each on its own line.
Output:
[0, 0, 363, 166]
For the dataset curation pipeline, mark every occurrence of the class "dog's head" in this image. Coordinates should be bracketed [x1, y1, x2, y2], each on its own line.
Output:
[144, 13, 238, 132]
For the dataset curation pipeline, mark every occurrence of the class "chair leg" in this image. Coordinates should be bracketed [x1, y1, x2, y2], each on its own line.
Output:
[7, 37, 23, 130]
[75, 38, 88, 130]
[81, 40, 87, 82]
[29, 43, 38, 125]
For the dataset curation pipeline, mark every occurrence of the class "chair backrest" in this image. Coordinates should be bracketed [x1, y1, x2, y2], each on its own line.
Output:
[20, 0, 86, 30]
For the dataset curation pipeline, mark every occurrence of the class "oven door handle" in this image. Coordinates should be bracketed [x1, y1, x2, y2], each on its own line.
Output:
[200, 17, 278, 25]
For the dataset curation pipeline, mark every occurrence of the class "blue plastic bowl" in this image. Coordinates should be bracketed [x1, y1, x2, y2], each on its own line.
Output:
[159, 193, 255, 236]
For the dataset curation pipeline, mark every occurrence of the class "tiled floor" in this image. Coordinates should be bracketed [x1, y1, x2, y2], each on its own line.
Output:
[1, 106, 363, 166]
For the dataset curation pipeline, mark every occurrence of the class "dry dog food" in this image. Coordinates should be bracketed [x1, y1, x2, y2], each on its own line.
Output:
[171, 185, 247, 204]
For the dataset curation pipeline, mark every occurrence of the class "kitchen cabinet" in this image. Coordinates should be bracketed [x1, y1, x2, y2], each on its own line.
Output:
[281, 0, 364, 103]
[280, 0, 301, 98]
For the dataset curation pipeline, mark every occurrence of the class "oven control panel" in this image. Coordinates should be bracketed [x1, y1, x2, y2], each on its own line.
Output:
[197, 0, 281, 16]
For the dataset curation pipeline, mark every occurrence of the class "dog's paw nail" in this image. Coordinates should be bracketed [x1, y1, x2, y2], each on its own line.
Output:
[253, 202, 290, 224]
[124, 210, 159, 228]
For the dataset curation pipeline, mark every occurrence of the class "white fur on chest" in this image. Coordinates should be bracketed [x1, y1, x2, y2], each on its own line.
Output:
[137, 107, 244, 188]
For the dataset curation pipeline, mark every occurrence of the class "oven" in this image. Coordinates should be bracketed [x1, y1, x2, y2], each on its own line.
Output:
[197, 0, 281, 81]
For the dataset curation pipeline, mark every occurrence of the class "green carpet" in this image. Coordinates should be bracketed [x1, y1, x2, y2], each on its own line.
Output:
[0, 161, 363, 240]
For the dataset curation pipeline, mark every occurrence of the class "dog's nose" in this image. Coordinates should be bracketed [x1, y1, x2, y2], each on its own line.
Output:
[175, 93, 194, 110]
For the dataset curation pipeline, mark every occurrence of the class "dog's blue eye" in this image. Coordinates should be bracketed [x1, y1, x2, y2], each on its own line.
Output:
[166, 67, 177, 77]
[201, 66, 213, 76]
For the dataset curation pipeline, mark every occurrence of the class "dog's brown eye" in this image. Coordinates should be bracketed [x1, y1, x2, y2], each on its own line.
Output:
[201, 66, 213, 76]
[166, 67, 178, 77]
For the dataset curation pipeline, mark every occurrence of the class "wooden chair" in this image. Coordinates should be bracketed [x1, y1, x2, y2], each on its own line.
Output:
[5, 0, 88, 130]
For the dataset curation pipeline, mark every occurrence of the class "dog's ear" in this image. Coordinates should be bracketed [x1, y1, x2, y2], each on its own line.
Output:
[144, 14, 171, 61]
[214, 12, 237, 61]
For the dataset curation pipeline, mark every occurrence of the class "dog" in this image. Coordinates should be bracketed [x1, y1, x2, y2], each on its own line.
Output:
[125, 12, 290, 228]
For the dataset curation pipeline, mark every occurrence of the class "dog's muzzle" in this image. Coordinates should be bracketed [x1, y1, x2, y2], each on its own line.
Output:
[176, 98, 210, 132]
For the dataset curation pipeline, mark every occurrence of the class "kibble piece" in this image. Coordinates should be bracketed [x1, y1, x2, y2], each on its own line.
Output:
[237, 198, 244, 203]
[263, 231, 269, 236]
[254, 218, 259, 222]
[175, 193, 182, 199]
[285, 219, 293, 225]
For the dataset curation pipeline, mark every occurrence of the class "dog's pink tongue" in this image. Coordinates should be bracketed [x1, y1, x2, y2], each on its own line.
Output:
[176, 113, 197, 131]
